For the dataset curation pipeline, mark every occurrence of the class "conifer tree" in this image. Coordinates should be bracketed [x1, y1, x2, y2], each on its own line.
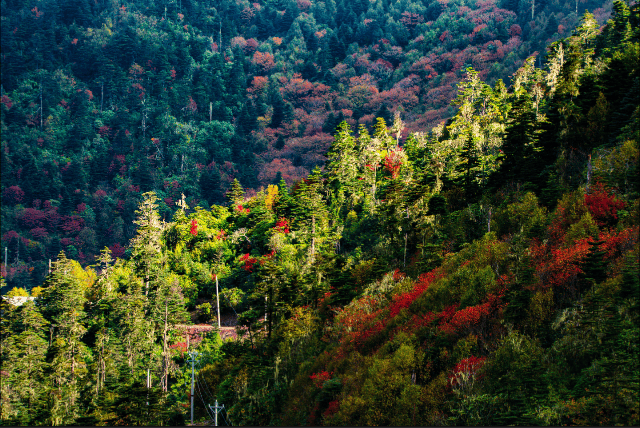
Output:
[149, 277, 188, 391]
[0, 299, 49, 425]
[227, 178, 246, 207]
[129, 191, 165, 296]
[40, 252, 92, 426]
[325, 121, 358, 210]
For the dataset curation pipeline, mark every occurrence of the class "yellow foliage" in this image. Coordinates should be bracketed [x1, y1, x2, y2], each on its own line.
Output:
[30, 286, 44, 297]
[265, 184, 278, 210]
[6, 287, 29, 297]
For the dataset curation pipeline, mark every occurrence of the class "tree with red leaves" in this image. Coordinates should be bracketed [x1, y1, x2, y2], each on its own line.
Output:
[584, 182, 626, 227]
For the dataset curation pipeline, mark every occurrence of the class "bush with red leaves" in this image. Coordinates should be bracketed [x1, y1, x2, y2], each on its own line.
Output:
[449, 355, 487, 390]
[240, 253, 258, 272]
[584, 182, 626, 226]
[2, 186, 25, 205]
[310, 370, 333, 388]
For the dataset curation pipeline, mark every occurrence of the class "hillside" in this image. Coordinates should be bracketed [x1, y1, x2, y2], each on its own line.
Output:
[1, 0, 639, 426]
[0, 0, 615, 289]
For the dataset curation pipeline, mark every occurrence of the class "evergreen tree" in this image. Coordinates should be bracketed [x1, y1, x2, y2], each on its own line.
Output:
[129, 192, 165, 296]
[40, 252, 92, 426]
[0, 299, 49, 425]
[227, 178, 246, 207]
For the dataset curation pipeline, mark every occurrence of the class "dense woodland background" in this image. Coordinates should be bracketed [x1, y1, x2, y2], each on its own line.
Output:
[0, 0, 617, 287]
[1, 0, 639, 426]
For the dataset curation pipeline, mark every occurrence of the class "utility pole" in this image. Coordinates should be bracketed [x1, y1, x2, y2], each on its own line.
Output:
[187, 351, 199, 425]
[146, 368, 150, 406]
[4, 247, 7, 277]
[216, 274, 221, 329]
[208, 400, 225, 427]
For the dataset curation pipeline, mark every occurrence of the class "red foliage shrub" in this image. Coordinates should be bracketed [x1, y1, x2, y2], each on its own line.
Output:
[186, 97, 197, 114]
[236, 204, 250, 214]
[323, 400, 340, 418]
[584, 182, 626, 226]
[61, 215, 85, 234]
[253, 51, 275, 73]
[109, 243, 125, 259]
[190, 219, 198, 236]
[310, 370, 333, 388]
[240, 253, 257, 272]
[597, 227, 639, 263]
[30, 228, 48, 240]
[20, 208, 46, 228]
[274, 217, 290, 233]
[534, 237, 591, 293]
[2, 231, 21, 242]
[509, 24, 522, 37]
[0, 95, 12, 109]
[2, 185, 25, 204]
[383, 147, 404, 179]
[60, 238, 74, 246]
[448, 355, 486, 387]
[388, 268, 445, 318]
[438, 290, 508, 338]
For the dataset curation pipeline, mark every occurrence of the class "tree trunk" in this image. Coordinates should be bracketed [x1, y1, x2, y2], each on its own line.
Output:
[162, 299, 169, 391]
[311, 215, 316, 257]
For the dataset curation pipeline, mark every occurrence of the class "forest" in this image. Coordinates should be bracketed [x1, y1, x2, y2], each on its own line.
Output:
[0, 0, 617, 288]
[1, 0, 639, 426]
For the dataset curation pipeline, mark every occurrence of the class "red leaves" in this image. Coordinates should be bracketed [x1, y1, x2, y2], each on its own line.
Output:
[0, 95, 13, 110]
[19, 208, 46, 228]
[186, 97, 197, 114]
[275, 217, 290, 234]
[451, 355, 486, 377]
[383, 146, 404, 179]
[109, 243, 125, 259]
[30, 228, 48, 240]
[240, 254, 257, 272]
[236, 204, 250, 214]
[190, 219, 198, 236]
[400, 11, 424, 28]
[323, 400, 340, 418]
[310, 370, 333, 388]
[60, 216, 85, 234]
[585, 182, 626, 226]
[2, 230, 21, 242]
[437, 295, 505, 336]
[2, 185, 24, 205]
[509, 24, 522, 37]
[388, 268, 445, 318]
[449, 356, 486, 388]
[253, 51, 275, 73]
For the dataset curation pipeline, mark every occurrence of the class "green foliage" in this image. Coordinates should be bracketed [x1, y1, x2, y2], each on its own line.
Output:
[2, 4, 639, 426]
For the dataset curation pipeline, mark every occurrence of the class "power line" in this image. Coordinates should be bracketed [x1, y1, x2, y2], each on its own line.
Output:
[195, 378, 216, 422]
[222, 408, 232, 426]
[187, 351, 199, 425]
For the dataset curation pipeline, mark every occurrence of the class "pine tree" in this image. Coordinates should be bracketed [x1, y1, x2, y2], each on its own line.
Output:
[227, 178, 246, 207]
[149, 277, 188, 391]
[129, 192, 165, 296]
[0, 299, 49, 425]
[40, 252, 92, 426]
[325, 121, 359, 210]
[579, 235, 607, 294]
